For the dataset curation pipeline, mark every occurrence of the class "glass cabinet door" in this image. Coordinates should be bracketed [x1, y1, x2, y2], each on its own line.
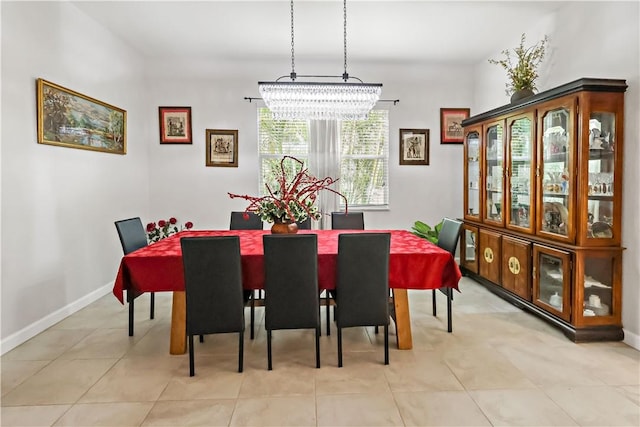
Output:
[484, 121, 504, 225]
[575, 250, 621, 326]
[464, 128, 481, 220]
[538, 102, 575, 242]
[460, 224, 478, 274]
[533, 244, 571, 321]
[585, 111, 616, 243]
[506, 113, 534, 233]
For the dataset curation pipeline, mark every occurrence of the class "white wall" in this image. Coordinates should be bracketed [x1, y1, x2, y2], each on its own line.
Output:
[143, 58, 471, 231]
[1, 1, 149, 350]
[473, 1, 640, 347]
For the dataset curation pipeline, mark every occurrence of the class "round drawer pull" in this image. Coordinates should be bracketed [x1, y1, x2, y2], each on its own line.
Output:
[508, 256, 521, 275]
[483, 247, 494, 263]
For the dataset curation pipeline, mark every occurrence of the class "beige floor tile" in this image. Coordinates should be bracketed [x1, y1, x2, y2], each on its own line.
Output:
[384, 351, 464, 392]
[444, 346, 536, 390]
[617, 385, 640, 405]
[0, 404, 70, 426]
[2, 329, 93, 361]
[1, 358, 116, 406]
[544, 385, 640, 426]
[59, 328, 138, 359]
[229, 396, 316, 426]
[238, 364, 316, 397]
[79, 356, 181, 403]
[316, 392, 403, 426]
[394, 390, 491, 426]
[315, 361, 391, 395]
[470, 388, 578, 426]
[142, 399, 236, 426]
[159, 355, 243, 400]
[0, 359, 50, 396]
[53, 402, 153, 426]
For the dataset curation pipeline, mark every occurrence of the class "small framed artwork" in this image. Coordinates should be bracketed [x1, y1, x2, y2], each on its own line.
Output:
[440, 108, 470, 144]
[159, 106, 192, 144]
[400, 129, 429, 165]
[36, 78, 126, 154]
[206, 129, 238, 167]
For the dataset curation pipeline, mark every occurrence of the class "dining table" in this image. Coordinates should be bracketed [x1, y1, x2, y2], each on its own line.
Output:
[113, 229, 462, 355]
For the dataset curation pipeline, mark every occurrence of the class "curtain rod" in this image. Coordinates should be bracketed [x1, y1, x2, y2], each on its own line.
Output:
[243, 97, 400, 105]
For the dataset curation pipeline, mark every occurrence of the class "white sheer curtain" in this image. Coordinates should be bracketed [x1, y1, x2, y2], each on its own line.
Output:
[308, 120, 341, 229]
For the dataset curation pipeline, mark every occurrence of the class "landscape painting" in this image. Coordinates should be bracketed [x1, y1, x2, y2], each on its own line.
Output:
[37, 78, 126, 154]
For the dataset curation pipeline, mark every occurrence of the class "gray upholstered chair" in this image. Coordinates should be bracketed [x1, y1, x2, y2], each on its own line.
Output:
[230, 211, 263, 230]
[114, 217, 154, 336]
[263, 234, 320, 370]
[433, 218, 463, 333]
[335, 233, 391, 367]
[331, 211, 364, 230]
[297, 216, 312, 230]
[180, 236, 245, 376]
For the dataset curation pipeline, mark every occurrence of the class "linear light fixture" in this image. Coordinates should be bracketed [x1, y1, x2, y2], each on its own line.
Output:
[258, 0, 382, 121]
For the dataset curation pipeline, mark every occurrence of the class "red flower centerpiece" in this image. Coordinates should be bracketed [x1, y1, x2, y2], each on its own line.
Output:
[228, 156, 347, 233]
[146, 217, 194, 243]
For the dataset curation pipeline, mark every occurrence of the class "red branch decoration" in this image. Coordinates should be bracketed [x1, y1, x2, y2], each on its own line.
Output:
[228, 156, 347, 223]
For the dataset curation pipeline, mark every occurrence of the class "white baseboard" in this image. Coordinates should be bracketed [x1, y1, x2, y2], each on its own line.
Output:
[0, 282, 113, 355]
[623, 328, 640, 351]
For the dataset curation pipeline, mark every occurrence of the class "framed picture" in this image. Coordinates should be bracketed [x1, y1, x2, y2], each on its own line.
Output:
[159, 106, 192, 144]
[206, 129, 238, 167]
[440, 108, 470, 144]
[399, 129, 429, 165]
[36, 78, 126, 154]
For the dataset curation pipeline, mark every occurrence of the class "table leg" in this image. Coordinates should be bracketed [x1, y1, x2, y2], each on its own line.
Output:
[170, 291, 187, 355]
[392, 289, 413, 350]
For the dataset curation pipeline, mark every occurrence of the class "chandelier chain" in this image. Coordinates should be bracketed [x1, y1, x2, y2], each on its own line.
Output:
[290, 0, 296, 77]
[343, 0, 348, 78]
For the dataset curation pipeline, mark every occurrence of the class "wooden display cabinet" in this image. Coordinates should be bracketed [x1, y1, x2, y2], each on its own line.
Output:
[460, 224, 479, 274]
[460, 78, 626, 341]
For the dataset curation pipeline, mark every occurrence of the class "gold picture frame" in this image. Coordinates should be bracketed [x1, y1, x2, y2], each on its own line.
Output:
[399, 128, 429, 165]
[206, 129, 238, 167]
[36, 78, 126, 154]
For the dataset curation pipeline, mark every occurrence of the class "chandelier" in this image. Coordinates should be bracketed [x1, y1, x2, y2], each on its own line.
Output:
[258, 0, 382, 121]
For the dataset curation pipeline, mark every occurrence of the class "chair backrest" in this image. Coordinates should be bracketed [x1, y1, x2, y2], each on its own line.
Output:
[437, 218, 463, 256]
[263, 234, 319, 331]
[115, 217, 148, 255]
[297, 217, 312, 230]
[230, 211, 263, 230]
[180, 236, 245, 336]
[336, 233, 391, 328]
[331, 212, 364, 230]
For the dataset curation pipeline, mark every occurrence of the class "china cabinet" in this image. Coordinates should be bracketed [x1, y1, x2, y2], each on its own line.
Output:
[461, 78, 626, 341]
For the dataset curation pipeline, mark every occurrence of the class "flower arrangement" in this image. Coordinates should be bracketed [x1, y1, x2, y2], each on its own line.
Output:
[146, 217, 194, 243]
[228, 156, 347, 224]
[488, 33, 549, 96]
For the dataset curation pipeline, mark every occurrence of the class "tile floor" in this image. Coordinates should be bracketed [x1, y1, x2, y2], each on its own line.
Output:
[1, 277, 639, 426]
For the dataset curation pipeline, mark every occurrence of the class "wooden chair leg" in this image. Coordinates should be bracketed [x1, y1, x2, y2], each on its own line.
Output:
[267, 330, 273, 370]
[238, 330, 244, 373]
[337, 327, 343, 367]
[188, 334, 195, 377]
[315, 327, 321, 368]
[150, 292, 155, 319]
[384, 324, 389, 365]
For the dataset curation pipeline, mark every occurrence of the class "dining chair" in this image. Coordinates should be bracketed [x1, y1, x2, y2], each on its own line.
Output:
[331, 211, 365, 230]
[180, 236, 245, 376]
[230, 211, 263, 339]
[335, 233, 391, 367]
[297, 216, 312, 230]
[263, 234, 320, 370]
[432, 217, 463, 333]
[114, 217, 154, 337]
[326, 211, 365, 334]
[230, 211, 263, 230]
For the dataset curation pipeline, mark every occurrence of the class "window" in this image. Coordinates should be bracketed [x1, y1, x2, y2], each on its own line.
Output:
[258, 107, 389, 208]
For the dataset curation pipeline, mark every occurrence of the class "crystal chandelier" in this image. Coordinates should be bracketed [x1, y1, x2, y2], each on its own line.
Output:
[259, 0, 382, 121]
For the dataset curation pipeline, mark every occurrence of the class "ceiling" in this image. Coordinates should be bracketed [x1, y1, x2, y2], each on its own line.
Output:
[72, 1, 565, 66]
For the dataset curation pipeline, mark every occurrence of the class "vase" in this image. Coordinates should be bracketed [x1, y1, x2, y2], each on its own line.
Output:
[510, 88, 535, 103]
[270, 220, 299, 234]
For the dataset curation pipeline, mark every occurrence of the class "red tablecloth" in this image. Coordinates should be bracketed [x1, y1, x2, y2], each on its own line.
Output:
[113, 229, 461, 304]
